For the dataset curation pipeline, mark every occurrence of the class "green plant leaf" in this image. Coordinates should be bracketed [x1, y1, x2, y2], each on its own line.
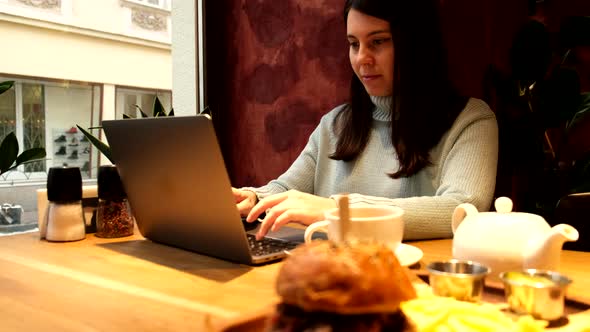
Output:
[134, 104, 149, 118]
[153, 96, 166, 117]
[168, 107, 174, 116]
[4, 157, 48, 174]
[200, 105, 212, 118]
[0, 81, 14, 95]
[76, 125, 114, 164]
[0, 132, 19, 173]
[123, 113, 132, 119]
[15, 147, 46, 165]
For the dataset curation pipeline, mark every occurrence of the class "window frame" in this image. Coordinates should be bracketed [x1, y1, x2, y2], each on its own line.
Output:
[122, 0, 170, 11]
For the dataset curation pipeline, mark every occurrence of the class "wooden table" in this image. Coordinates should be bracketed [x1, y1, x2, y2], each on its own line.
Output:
[0, 232, 588, 331]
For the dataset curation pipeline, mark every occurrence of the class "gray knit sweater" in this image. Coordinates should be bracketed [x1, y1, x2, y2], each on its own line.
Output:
[248, 96, 498, 240]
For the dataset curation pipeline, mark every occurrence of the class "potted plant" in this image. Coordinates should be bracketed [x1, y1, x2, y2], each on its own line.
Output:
[77, 97, 211, 164]
[76, 96, 174, 164]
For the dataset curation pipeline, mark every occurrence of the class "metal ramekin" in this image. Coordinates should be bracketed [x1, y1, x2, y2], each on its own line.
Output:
[426, 260, 491, 302]
[500, 269, 572, 321]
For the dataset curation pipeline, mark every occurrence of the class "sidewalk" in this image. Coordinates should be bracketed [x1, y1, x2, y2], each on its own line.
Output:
[0, 211, 38, 235]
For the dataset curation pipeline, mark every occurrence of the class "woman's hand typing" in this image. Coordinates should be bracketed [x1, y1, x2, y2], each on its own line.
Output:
[246, 190, 337, 240]
[232, 188, 258, 216]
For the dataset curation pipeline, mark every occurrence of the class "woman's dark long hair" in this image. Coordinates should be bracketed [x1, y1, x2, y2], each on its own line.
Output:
[330, 0, 467, 178]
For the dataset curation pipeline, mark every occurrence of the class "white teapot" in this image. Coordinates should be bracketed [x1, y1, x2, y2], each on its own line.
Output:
[452, 197, 579, 277]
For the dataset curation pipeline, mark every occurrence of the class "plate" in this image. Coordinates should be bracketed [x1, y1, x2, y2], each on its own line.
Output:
[285, 243, 423, 267]
[393, 243, 423, 267]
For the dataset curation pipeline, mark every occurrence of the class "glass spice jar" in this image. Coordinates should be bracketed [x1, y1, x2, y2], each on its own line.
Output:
[43, 166, 86, 242]
[96, 165, 134, 238]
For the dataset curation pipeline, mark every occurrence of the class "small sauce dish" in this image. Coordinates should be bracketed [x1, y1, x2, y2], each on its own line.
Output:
[500, 269, 572, 321]
[426, 260, 491, 302]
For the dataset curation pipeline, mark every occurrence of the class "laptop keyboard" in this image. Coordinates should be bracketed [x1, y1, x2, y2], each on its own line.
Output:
[247, 234, 299, 256]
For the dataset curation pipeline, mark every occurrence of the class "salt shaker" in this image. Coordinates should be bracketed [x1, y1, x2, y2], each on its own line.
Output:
[43, 167, 86, 242]
[95, 165, 134, 238]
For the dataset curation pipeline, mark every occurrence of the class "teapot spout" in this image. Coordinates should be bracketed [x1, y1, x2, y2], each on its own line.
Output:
[524, 224, 579, 271]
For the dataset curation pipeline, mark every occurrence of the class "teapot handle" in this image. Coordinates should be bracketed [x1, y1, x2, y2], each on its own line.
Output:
[452, 203, 479, 234]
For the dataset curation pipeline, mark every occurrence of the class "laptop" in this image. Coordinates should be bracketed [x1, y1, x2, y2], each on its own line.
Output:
[102, 115, 304, 265]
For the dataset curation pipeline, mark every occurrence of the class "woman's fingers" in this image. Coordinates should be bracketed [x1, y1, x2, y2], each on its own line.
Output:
[236, 199, 253, 216]
[231, 187, 247, 202]
[271, 209, 318, 232]
[255, 203, 287, 239]
[256, 208, 321, 240]
[247, 193, 288, 222]
[249, 190, 335, 239]
[233, 188, 258, 217]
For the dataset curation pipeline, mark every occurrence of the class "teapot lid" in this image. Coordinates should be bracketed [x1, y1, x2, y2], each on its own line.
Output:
[488, 197, 548, 225]
[495, 196, 513, 213]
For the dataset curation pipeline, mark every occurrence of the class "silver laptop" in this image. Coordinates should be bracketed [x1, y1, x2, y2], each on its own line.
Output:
[102, 115, 303, 265]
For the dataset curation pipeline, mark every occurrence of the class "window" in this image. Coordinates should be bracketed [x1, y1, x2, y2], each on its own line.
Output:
[0, 81, 47, 180]
[124, 0, 170, 11]
[0, 83, 16, 146]
[116, 87, 172, 119]
[22, 83, 46, 173]
[0, 78, 101, 183]
[0, 0, 173, 235]
[0, 77, 101, 230]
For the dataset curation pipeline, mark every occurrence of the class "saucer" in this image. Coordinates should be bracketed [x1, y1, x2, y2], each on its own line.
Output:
[284, 243, 423, 267]
[392, 243, 423, 267]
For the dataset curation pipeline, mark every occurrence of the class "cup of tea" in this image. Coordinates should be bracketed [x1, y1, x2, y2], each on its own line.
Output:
[304, 205, 404, 250]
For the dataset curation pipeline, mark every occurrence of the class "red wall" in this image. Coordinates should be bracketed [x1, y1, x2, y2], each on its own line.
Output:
[441, 0, 528, 100]
[206, 0, 350, 187]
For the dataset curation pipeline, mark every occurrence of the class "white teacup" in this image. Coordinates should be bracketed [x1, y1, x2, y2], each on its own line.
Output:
[304, 205, 404, 250]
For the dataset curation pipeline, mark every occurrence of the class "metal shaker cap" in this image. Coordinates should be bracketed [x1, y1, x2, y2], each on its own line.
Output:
[98, 165, 127, 201]
[47, 167, 82, 202]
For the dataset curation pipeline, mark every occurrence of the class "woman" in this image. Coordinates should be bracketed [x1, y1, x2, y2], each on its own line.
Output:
[233, 0, 498, 240]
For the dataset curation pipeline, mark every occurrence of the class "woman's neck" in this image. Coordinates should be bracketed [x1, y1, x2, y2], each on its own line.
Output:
[370, 95, 393, 121]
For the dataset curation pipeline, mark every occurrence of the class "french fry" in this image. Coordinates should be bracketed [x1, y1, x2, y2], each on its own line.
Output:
[401, 294, 547, 332]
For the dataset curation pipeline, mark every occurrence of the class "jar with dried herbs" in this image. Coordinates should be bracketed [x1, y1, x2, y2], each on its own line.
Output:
[96, 165, 134, 238]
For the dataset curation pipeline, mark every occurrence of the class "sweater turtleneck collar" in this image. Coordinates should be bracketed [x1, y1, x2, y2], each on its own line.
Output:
[369, 95, 393, 121]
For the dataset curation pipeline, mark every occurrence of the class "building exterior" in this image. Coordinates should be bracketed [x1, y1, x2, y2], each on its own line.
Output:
[0, 0, 173, 227]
